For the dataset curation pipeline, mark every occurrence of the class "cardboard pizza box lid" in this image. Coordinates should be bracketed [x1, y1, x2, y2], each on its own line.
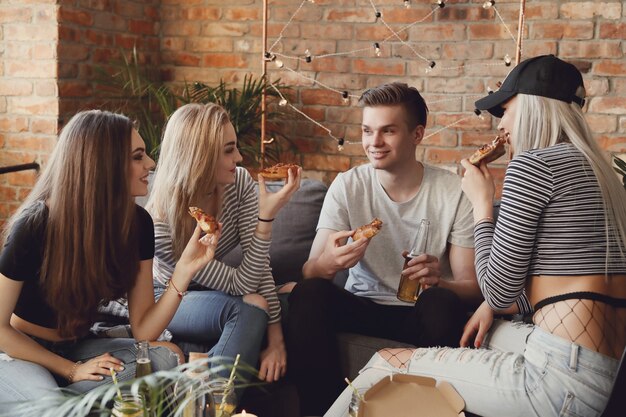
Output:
[357, 374, 465, 417]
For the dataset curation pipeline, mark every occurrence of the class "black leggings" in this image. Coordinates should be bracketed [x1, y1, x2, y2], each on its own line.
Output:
[285, 278, 467, 416]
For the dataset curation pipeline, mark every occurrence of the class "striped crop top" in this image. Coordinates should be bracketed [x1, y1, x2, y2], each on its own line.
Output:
[475, 143, 626, 315]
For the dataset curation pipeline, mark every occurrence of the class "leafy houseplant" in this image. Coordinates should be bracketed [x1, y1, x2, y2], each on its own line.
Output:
[97, 48, 293, 166]
[9, 357, 257, 417]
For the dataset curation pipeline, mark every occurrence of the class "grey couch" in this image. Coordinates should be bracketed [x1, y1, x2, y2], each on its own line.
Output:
[221, 178, 414, 380]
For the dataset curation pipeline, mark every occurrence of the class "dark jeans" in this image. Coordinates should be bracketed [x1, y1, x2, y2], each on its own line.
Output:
[285, 278, 467, 416]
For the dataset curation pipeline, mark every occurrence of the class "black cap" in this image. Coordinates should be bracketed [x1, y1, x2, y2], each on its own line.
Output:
[475, 55, 585, 118]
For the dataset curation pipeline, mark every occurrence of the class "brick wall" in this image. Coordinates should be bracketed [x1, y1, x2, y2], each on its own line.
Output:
[161, 0, 626, 189]
[57, 0, 161, 125]
[0, 0, 625, 222]
[0, 0, 58, 222]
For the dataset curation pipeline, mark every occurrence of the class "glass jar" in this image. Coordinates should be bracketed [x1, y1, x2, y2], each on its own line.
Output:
[208, 379, 237, 417]
[111, 394, 143, 417]
[348, 388, 368, 417]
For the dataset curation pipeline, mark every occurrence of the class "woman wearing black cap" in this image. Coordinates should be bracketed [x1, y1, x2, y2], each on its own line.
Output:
[325, 55, 626, 417]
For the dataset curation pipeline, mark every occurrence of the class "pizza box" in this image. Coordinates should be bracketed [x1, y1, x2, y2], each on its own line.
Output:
[357, 374, 465, 417]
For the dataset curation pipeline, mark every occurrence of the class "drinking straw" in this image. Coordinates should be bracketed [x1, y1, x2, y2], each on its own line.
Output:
[344, 377, 365, 401]
[110, 368, 124, 402]
[219, 353, 241, 412]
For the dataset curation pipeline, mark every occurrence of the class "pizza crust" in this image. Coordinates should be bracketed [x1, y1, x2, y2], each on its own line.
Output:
[353, 218, 383, 241]
[188, 207, 218, 234]
[258, 163, 300, 180]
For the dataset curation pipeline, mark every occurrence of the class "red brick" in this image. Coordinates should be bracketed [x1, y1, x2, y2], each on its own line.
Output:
[316, 73, 366, 90]
[59, 81, 92, 98]
[302, 154, 351, 171]
[181, 7, 220, 21]
[187, 38, 233, 52]
[0, 116, 29, 133]
[469, 23, 518, 40]
[353, 59, 404, 76]
[595, 60, 626, 76]
[4, 24, 57, 41]
[0, 7, 33, 23]
[599, 23, 626, 40]
[588, 97, 626, 116]
[421, 130, 458, 147]
[409, 23, 466, 41]
[5, 170, 38, 188]
[93, 12, 127, 31]
[308, 56, 351, 73]
[442, 43, 493, 60]
[202, 53, 248, 68]
[0, 80, 33, 96]
[59, 8, 94, 26]
[585, 114, 617, 134]
[301, 23, 352, 40]
[560, 2, 622, 19]
[355, 25, 408, 42]
[202, 23, 249, 37]
[272, 7, 322, 22]
[162, 21, 201, 36]
[32, 44, 56, 60]
[325, 8, 374, 23]
[10, 97, 59, 116]
[0, 186, 18, 202]
[172, 52, 201, 67]
[58, 44, 90, 61]
[300, 89, 345, 106]
[31, 118, 58, 135]
[114, 1, 143, 17]
[531, 22, 593, 40]
[225, 8, 259, 21]
[129, 19, 156, 35]
[435, 113, 492, 131]
[5, 136, 54, 152]
[560, 41, 622, 59]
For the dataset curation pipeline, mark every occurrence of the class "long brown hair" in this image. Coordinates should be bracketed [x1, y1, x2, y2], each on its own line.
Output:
[146, 103, 229, 258]
[4, 110, 139, 337]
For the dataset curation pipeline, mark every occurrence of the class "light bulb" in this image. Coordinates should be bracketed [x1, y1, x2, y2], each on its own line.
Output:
[279, 98, 287, 106]
[437, 0, 445, 8]
[275, 59, 284, 68]
[373, 42, 381, 57]
[404, 0, 410, 8]
[483, 0, 495, 9]
[504, 53, 512, 66]
[342, 91, 349, 103]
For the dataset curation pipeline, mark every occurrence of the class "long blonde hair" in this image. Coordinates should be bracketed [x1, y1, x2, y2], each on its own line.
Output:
[3, 110, 138, 337]
[512, 92, 626, 264]
[146, 103, 230, 258]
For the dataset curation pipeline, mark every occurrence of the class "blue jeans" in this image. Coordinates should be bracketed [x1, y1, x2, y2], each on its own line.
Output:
[326, 324, 618, 417]
[155, 289, 269, 379]
[0, 337, 179, 416]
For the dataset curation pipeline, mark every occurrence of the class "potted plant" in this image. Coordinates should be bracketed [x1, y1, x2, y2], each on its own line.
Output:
[97, 48, 293, 166]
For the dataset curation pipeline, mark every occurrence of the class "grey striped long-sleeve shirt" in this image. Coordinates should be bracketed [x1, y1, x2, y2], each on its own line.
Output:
[475, 143, 626, 315]
[152, 167, 281, 323]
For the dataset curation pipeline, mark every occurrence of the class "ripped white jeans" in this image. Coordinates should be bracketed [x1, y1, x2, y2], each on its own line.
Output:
[325, 320, 618, 417]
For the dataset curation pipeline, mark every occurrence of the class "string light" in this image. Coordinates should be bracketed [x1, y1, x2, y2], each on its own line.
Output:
[264, 0, 520, 151]
[373, 42, 381, 57]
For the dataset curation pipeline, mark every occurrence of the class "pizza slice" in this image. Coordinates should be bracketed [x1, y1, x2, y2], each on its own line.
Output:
[353, 218, 383, 241]
[469, 135, 507, 166]
[258, 163, 300, 180]
[188, 207, 218, 234]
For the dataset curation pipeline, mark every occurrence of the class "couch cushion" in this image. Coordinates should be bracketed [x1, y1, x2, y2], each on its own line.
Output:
[221, 178, 328, 285]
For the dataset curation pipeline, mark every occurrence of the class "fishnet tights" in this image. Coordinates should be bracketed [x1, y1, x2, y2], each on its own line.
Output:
[379, 348, 414, 369]
[533, 299, 626, 359]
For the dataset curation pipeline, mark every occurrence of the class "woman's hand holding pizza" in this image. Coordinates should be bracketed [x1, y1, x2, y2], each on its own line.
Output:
[179, 223, 222, 276]
[460, 159, 495, 219]
[258, 165, 302, 220]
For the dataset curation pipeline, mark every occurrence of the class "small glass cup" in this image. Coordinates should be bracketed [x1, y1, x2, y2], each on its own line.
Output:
[348, 388, 368, 417]
[209, 379, 237, 417]
[111, 394, 143, 417]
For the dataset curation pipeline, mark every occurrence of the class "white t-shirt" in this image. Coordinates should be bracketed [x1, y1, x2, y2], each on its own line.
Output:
[317, 163, 474, 306]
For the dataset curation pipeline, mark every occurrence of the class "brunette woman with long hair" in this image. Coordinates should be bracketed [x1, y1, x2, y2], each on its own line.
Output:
[146, 103, 301, 388]
[0, 110, 218, 413]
